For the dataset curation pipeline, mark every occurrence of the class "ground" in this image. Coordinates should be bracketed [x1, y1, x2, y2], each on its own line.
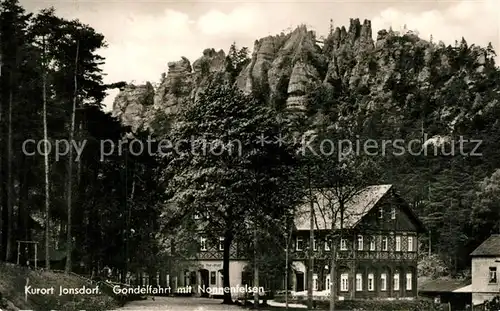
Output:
[118, 297, 244, 311]
[117, 297, 310, 311]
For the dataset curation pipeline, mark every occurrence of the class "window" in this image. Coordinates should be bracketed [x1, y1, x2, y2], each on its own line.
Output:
[296, 237, 303, 251]
[355, 273, 362, 291]
[340, 273, 348, 292]
[393, 273, 400, 291]
[368, 273, 374, 291]
[380, 273, 387, 291]
[313, 274, 318, 291]
[391, 207, 396, 219]
[370, 238, 376, 251]
[210, 271, 216, 284]
[382, 236, 388, 251]
[219, 237, 224, 251]
[357, 235, 363, 251]
[313, 238, 317, 251]
[407, 236, 414, 251]
[340, 238, 347, 250]
[379, 207, 383, 218]
[326, 276, 331, 291]
[396, 236, 401, 252]
[325, 240, 330, 251]
[406, 273, 412, 290]
[200, 237, 207, 251]
[489, 267, 497, 283]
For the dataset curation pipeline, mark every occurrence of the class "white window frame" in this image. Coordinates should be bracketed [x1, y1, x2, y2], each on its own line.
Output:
[313, 238, 317, 251]
[219, 237, 225, 251]
[396, 236, 401, 252]
[340, 238, 347, 250]
[489, 267, 498, 283]
[382, 236, 388, 251]
[368, 273, 374, 291]
[313, 274, 318, 291]
[355, 273, 362, 291]
[296, 237, 303, 251]
[380, 273, 387, 291]
[325, 240, 330, 251]
[393, 273, 400, 291]
[340, 273, 348, 292]
[391, 207, 396, 219]
[357, 235, 363, 251]
[406, 273, 412, 290]
[200, 237, 207, 251]
[370, 238, 375, 251]
[408, 236, 414, 252]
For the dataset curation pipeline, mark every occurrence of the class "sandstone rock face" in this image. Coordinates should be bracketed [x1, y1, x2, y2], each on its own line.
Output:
[112, 18, 497, 134]
[112, 49, 228, 131]
[111, 83, 154, 132]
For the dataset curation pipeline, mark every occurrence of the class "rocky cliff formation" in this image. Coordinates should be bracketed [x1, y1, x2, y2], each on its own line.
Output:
[112, 18, 498, 135]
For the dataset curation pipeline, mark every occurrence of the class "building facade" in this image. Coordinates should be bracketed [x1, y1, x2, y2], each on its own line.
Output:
[291, 184, 425, 299]
[170, 184, 425, 300]
[470, 234, 500, 305]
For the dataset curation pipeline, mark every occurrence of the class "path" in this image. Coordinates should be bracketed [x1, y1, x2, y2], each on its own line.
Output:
[117, 296, 245, 311]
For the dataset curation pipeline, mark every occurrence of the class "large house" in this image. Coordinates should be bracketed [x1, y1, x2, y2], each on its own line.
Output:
[169, 184, 425, 300]
[470, 234, 500, 305]
[292, 184, 425, 299]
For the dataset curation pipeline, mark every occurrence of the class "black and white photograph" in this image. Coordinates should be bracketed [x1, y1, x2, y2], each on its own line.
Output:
[0, 0, 499, 310]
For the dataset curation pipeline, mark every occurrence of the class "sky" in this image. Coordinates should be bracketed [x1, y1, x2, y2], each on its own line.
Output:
[20, 0, 500, 112]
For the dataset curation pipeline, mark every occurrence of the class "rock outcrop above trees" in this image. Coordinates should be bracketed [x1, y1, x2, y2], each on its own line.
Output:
[112, 18, 497, 134]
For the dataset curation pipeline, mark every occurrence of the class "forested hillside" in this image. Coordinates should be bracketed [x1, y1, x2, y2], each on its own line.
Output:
[114, 19, 500, 277]
[0, 0, 165, 281]
[1, 0, 500, 286]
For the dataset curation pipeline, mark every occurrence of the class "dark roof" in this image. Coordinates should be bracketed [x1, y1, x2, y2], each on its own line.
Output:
[294, 185, 393, 230]
[418, 278, 470, 293]
[470, 234, 500, 256]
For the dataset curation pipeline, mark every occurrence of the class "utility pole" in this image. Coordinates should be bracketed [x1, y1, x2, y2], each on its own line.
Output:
[307, 165, 314, 310]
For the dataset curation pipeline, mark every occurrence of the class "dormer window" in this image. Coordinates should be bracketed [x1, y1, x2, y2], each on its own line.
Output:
[340, 238, 347, 250]
[325, 240, 331, 251]
[357, 235, 363, 250]
[200, 237, 207, 251]
[296, 237, 304, 251]
[219, 237, 224, 251]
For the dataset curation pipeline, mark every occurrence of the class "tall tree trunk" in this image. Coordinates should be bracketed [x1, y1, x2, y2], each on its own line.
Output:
[222, 228, 233, 304]
[123, 168, 135, 283]
[0, 34, 4, 259]
[65, 39, 79, 273]
[5, 81, 12, 261]
[42, 35, 51, 269]
[253, 228, 259, 308]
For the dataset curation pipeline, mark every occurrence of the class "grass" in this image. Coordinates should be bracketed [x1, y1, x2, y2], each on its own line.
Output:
[0, 262, 119, 311]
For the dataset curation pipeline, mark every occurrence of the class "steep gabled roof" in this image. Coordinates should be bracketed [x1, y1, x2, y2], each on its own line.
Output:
[470, 234, 500, 257]
[294, 184, 393, 231]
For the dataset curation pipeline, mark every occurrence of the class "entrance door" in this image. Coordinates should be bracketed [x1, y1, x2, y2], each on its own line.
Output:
[296, 272, 304, 292]
[199, 269, 209, 297]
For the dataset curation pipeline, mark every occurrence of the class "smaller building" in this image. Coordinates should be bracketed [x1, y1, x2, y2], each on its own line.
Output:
[418, 278, 471, 310]
[470, 234, 500, 305]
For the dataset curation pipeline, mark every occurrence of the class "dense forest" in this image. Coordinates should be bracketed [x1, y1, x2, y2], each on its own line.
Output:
[1, 0, 500, 297]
